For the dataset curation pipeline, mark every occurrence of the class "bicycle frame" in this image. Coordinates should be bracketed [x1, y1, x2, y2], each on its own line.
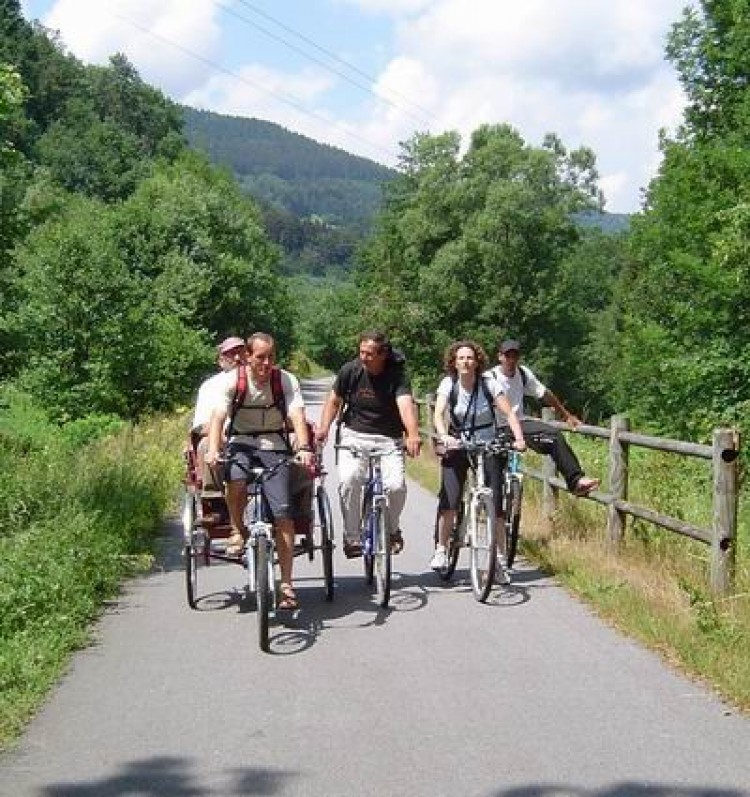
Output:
[336, 442, 402, 608]
[362, 455, 388, 558]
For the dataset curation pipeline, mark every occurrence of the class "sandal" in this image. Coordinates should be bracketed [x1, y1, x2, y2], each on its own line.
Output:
[278, 584, 299, 611]
[343, 539, 363, 559]
[390, 529, 404, 555]
[225, 530, 245, 556]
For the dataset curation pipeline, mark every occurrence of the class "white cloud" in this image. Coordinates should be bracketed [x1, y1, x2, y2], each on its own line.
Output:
[347, 0, 689, 211]
[184, 65, 334, 120]
[42, 0, 222, 95]
[32, 0, 690, 212]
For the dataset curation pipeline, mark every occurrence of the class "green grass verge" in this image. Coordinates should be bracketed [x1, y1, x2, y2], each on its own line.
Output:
[0, 393, 185, 750]
[409, 436, 750, 711]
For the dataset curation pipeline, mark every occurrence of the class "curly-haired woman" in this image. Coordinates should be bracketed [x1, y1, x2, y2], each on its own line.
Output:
[431, 340, 525, 574]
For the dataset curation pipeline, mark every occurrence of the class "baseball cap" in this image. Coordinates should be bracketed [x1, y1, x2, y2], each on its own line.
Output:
[217, 336, 246, 355]
[499, 339, 521, 354]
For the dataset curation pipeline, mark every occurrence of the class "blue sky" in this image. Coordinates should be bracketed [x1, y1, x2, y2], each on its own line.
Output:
[20, 0, 690, 213]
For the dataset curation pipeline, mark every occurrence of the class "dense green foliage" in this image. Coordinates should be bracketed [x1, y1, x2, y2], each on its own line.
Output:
[606, 0, 750, 439]
[0, 389, 184, 747]
[1, 2, 291, 420]
[302, 0, 749, 449]
[302, 125, 609, 399]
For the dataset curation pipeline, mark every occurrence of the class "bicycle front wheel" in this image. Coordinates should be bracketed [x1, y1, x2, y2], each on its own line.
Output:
[373, 507, 392, 608]
[362, 493, 375, 585]
[316, 485, 335, 601]
[505, 478, 522, 569]
[255, 537, 271, 652]
[469, 494, 497, 603]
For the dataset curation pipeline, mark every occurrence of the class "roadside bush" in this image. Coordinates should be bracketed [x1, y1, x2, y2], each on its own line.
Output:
[0, 392, 185, 747]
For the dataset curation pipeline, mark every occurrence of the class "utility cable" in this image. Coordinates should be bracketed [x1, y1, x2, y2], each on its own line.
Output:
[229, 0, 435, 126]
[108, 9, 402, 166]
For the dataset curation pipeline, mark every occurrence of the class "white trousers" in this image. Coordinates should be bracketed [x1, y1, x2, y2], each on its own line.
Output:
[337, 428, 406, 541]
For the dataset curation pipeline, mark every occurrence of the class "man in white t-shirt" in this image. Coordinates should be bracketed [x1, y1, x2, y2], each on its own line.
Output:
[487, 339, 599, 496]
[206, 333, 313, 610]
[191, 336, 247, 491]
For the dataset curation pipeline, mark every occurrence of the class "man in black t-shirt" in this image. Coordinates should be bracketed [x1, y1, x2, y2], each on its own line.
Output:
[316, 330, 421, 558]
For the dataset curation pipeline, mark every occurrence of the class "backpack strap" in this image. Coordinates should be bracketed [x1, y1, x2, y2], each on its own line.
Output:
[226, 363, 248, 438]
[448, 375, 497, 438]
[270, 366, 291, 447]
[519, 365, 529, 387]
[270, 366, 287, 423]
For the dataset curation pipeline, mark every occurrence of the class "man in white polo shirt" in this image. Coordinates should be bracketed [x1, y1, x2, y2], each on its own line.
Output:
[487, 339, 599, 496]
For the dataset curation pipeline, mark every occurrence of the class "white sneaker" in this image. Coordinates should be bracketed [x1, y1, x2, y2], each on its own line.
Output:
[496, 563, 511, 586]
[430, 546, 448, 571]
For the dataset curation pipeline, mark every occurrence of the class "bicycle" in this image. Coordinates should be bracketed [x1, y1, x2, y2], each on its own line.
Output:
[433, 437, 507, 602]
[497, 428, 555, 569]
[336, 442, 403, 608]
[501, 447, 523, 569]
[234, 455, 290, 653]
[182, 447, 335, 653]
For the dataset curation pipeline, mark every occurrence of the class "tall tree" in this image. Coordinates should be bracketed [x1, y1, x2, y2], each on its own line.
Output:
[615, 0, 750, 437]
[353, 124, 600, 390]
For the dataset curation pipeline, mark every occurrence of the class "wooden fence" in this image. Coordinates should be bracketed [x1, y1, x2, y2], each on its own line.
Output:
[415, 395, 741, 595]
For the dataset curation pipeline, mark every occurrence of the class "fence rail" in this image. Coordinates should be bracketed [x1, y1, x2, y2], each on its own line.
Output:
[415, 395, 740, 594]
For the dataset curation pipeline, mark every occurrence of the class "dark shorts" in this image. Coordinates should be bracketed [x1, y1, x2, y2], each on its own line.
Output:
[226, 443, 295, 521]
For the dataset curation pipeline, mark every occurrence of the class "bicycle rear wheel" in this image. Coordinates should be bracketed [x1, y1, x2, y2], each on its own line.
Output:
[505, 478, 522, 568]
[255, 536, 271, 652]
[469, 494, 497, 603]
[316, 485, 335, 601]
[182, 490, 201, 609]
[373, 507, 392, 608]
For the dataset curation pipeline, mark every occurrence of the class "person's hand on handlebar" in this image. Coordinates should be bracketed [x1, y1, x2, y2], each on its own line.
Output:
[295, 445, 314, 467]
[205, 447, 220, 467]
[439, 433, 460, 450]
[405, 436, 422, 458]
[513, 438, 527, 452]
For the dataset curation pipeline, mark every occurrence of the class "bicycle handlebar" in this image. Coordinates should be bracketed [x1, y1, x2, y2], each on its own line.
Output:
[334, 442, 404, 459]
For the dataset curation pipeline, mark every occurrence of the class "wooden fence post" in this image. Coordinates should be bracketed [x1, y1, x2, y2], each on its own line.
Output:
[607, 415, 630, 549]
[424, 392, 436, 442]
[710, 428, 739, 595]
[541, 407, 558, 518]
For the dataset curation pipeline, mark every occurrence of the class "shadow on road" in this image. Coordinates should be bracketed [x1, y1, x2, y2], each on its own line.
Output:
[41, 755, 298, 796]
[39, 754, 750, 797]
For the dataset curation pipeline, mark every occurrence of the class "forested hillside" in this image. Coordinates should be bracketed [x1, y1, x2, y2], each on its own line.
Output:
[184, 107, 395, 276]
[0, 1, 290, 420]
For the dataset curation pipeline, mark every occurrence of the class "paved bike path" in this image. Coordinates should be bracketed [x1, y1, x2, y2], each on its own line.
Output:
[3, 377, 750, 796]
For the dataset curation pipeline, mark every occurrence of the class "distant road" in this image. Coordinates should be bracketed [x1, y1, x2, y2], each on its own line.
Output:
[2, 377, 750, 796]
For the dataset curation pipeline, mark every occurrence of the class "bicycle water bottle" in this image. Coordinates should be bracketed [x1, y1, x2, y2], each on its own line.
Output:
[508, 450, 520, 475]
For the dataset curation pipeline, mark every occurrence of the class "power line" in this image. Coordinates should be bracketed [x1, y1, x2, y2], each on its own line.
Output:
[229, 0, 436, 127]
[108, 9, 402, 166]
[214, 0, 430, 129]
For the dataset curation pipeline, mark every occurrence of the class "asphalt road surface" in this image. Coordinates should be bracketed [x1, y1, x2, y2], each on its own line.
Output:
[3, 377, 750, 797]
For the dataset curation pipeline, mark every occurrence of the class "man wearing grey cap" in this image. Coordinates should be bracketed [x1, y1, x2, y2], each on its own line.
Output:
[487, 339, 599, 496]
[191, 336, 247, 490]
